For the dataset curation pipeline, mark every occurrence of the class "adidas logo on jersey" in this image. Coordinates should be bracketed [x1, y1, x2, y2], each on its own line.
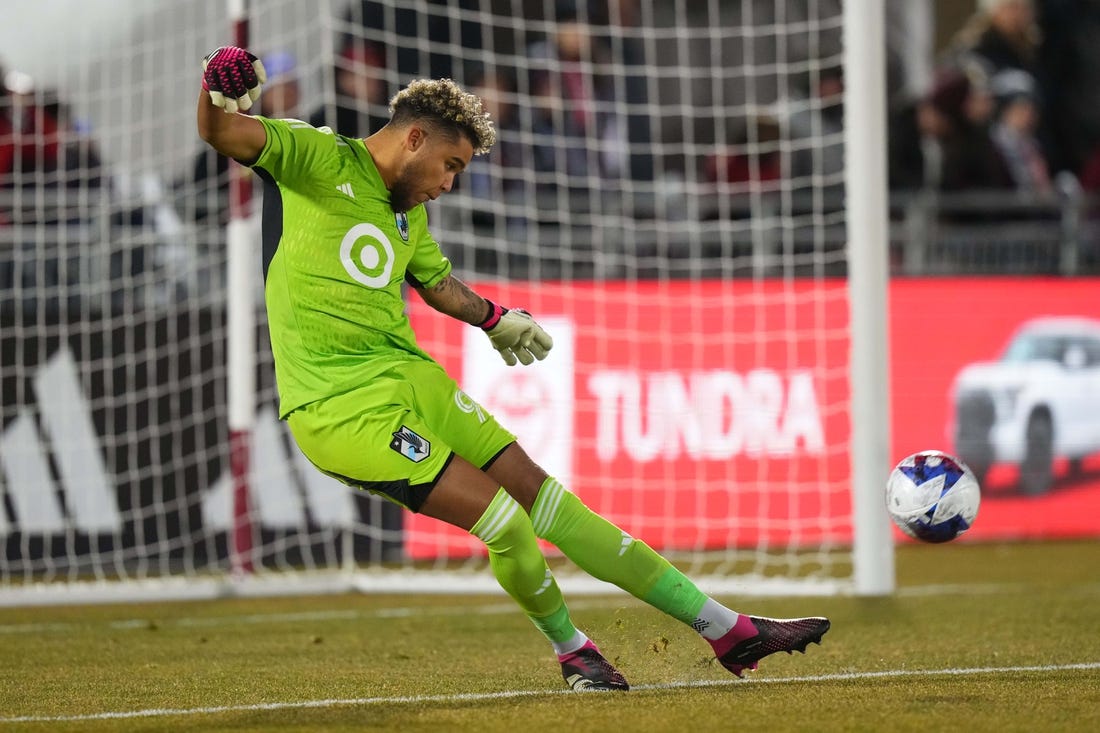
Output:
[337, 182, 355, 198]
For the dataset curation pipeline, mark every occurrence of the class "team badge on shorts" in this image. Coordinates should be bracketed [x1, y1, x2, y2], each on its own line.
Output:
[390, 425, 430, 462]
[395, 212, 409, 241]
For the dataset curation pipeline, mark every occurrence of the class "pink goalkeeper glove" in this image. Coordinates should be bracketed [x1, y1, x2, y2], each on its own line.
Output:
[478, 301, 554, 366]
[201, 46, 266, 113]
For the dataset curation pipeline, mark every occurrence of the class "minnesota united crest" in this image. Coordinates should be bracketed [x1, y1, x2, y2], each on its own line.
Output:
[390, 425, 430, 463]
[395, 212, 409, 241]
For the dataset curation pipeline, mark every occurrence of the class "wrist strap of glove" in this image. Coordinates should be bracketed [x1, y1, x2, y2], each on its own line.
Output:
[476, 300, 506, 330]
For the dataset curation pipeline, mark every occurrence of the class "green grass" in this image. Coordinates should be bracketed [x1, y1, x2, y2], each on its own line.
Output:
[2, 541, 1099, 732]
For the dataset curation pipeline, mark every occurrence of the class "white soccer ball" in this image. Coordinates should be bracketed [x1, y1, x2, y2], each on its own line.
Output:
[886, 450, 980, 543]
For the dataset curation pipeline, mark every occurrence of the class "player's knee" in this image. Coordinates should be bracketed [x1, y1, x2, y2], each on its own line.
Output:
[487, 510, 542, 561]
[473, 490, 552, 597]
[491, 545, 552, 598]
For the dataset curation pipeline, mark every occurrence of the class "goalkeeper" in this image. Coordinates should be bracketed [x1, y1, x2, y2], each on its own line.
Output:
[196, 46, 829, 691]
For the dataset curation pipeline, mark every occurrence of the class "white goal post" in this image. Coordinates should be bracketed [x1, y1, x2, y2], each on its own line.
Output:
[0, 0, 893, 605]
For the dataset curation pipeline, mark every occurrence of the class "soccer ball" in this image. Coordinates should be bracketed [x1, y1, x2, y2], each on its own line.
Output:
[886, 450, 980, 543]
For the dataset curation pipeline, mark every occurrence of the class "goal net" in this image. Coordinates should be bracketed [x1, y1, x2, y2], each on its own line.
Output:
[0, 0, 892, 604]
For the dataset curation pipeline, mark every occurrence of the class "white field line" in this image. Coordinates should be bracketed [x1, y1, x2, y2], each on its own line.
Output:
[2, 662, 1098, 725]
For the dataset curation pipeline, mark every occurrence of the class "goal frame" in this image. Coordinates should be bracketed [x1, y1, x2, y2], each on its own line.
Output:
[0, 0, 895, 607]
[844, 0, 895, 595]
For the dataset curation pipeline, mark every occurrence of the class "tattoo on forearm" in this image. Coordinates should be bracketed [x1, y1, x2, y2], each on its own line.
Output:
[429, 275, 488, 324]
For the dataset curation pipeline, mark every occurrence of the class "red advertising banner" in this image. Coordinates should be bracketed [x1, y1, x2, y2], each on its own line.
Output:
[891, 277, 1100, 541]
[404, 277, 1100, 556]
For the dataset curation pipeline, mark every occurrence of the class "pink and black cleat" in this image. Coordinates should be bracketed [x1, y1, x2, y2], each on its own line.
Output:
[559, 640, 630, 691]
[711, 615, 831, 677]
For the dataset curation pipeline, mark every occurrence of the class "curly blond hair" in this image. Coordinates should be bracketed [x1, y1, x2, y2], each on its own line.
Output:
[389, 78, 496, 155]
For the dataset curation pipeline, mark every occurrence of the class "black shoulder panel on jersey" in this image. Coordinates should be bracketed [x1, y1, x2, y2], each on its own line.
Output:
[254, 166, 282, 282]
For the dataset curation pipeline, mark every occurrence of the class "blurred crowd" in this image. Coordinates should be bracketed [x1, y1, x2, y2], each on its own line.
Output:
[0, 64, 104, 226]
[3, 0, 1100, 277]
[888, 0, 1100, 197]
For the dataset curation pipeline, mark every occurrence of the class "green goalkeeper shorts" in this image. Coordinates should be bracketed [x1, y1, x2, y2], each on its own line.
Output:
[286, 358, 516, 512]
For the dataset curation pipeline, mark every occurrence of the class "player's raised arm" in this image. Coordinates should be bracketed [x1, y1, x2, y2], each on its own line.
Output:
[415, 273, 553, 366]
[196, 46, 268, 163]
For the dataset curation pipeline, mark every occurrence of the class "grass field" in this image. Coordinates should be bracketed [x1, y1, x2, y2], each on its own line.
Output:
[1, 540, 1098, 732]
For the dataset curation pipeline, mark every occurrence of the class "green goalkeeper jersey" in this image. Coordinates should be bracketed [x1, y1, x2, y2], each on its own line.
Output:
[250, 116, 452, 419]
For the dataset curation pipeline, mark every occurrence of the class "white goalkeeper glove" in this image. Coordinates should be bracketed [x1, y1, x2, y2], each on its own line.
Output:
[201, 46, 266, 113]
[477, 301, 553, 366]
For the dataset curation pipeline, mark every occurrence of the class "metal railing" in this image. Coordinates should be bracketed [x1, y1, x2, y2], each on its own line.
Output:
[3, 184, 1098, 321]
[890, 184, 1099, 277]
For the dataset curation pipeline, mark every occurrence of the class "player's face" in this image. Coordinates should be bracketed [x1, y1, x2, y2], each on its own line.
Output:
[389, 130, 473, 213]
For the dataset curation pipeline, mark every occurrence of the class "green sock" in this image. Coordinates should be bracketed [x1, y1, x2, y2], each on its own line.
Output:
[531, 477, 709, 625]
[470, 487, 577, 644]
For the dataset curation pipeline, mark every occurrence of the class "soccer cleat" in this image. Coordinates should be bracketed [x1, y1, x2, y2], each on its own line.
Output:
[711, 614, 831, 678]
[558, 640, 630, 691]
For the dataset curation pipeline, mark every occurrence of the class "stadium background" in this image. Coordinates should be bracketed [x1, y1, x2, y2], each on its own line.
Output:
[1, 0, 1098, 584]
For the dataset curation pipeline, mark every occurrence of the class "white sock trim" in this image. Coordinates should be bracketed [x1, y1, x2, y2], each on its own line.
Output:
[694, 599, 740, 641]
[471, 490, 520, 543]
[531, 478, 567, 537]
[552, 629, 589, 657]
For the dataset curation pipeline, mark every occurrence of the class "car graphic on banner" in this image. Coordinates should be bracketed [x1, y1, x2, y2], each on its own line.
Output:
[951, 317, 1100, 495]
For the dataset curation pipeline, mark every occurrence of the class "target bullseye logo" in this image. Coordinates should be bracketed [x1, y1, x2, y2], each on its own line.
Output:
[340, 223, 394, 288]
